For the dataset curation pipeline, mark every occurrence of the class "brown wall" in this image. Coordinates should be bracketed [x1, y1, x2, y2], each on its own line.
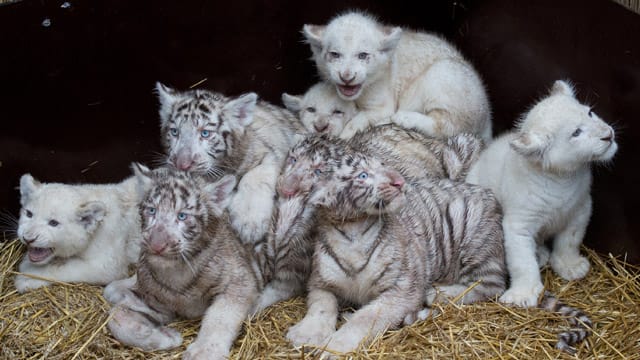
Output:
[1, 0, 638, 263]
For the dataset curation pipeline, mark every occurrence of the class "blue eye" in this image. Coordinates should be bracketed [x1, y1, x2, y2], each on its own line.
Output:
[572, 128, 582, 137]
[358, 52, 369, 60]
[358, 172, 368, 179]
[170, 128, 178, 137]
[200, 130, 210, 138]
[314, 168, 322, 175]
[146, 207, 156, 216]
[48, 219, 59, 227]
[288, 156, 297, 165]
[177, 212, 188, 221]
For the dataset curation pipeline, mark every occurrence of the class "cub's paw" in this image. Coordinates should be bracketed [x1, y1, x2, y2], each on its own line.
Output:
[499, 282, 544, 308]
[322, 330, 361, 355]
[536, 244, 551, 267]
[286, 318, 334, 348]
[14, 274, 50, 293]
[228, 190, 273, 244]
[339, 118, 370, 139]
[108, 306, 182, 351]
[550, 254, 590, 280]
[183, 340, 227, 360]
[403, 307, 434, 326]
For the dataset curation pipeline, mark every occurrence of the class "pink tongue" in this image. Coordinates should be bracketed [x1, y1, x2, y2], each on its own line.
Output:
[28, 247, 53, 262]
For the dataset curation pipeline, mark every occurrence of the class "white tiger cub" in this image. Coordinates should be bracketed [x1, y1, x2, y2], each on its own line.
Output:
[466, 80, 618, 307]
[14, 174, 141, 293]
[155, 83, 304, 244]
[302, 11, 492, 141]
[282, 81, 358, 136]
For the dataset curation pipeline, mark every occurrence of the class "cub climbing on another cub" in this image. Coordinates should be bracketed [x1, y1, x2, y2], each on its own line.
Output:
[302, 11, 492, 140]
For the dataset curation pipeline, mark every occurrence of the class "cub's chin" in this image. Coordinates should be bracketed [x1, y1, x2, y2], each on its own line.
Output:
[366, 192, 406, 215]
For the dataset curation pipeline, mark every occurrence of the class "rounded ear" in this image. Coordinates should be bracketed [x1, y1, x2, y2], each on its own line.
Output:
[282, 93, 303, 113]
[550, 80, 575, 98]
[379, 26, 402, 53]
[130, 162, 153, 200]
[204, 175, 237, 216]
[223, 93, 258, 128]
[19, 174, 41, 206]
[509, 132, 548, 159]
[76, 201, 106, 231]
[155, 82, 181, 125]
[302, 24, 325, 54]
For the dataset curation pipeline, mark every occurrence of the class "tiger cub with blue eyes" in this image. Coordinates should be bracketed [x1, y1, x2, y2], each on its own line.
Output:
[104, 164, 262, 360]
[155, 82, 305, 245]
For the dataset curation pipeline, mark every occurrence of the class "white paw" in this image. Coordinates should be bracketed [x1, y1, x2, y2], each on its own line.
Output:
[403, 307, 433, 326]
[14, 274, 50, 293]
[229, 190, 273, 244]
[183, 340, 227, 360]
[286, 317, 335, 348]
[550, 254, 590, 280]
[499, 282, 544, 308]
[536, 244, 551, 267]
[108, 306, 182, 351]
[323, 331, 361, 354]
[338, 122, 360, 139]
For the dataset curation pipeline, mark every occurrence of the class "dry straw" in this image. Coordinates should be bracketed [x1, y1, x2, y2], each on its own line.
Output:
[1, 238, 638, 360]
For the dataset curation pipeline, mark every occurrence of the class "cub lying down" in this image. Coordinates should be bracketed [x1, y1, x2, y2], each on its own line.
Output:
[467, 80, 618, 308]
[14, 174, 141, 293]
[104, 165, 261, 360]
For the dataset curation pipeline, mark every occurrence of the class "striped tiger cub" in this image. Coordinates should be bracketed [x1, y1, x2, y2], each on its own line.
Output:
[284, 136, 592, 355]
[286, 145, 506, 356]
[103, 165, 262, 360]
[253, 125, 483, 312]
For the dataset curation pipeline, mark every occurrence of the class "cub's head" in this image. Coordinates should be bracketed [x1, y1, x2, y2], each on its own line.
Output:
[277, 135, 345, 201]
[313, 150, 406, 219]
[510, 80, 618, 173]
[133, 164, 236, 260]
[282, 82, 357, 136]
[302, 11, 402, 101]
[17, 175, 106, 265]
[155, 82, 258, 176]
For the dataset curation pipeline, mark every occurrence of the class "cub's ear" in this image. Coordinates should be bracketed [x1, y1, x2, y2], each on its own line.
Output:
[379, 26, 402, 53]
[223, 93, 258, 128]
[155, 82, 181, 125]
[204, 175, 237, 216]
[302, 24, 325, 54]
[77, 201, 106, 232]
[19, 174, 41, 207]
[130, 162, 153, 200]
[550, 80, 575, 98]
[282, 93, 302, 113]
[509, 132, 549, 159]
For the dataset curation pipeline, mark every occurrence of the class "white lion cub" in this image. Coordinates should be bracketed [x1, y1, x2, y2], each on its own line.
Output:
[303, 11, 492, 141]
[14, 174, 142, 293]
[466, 80, 618, 307]
[282, 81, 358, 136]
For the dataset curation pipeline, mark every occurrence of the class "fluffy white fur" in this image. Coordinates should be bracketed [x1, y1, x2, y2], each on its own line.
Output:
[303, 11, 492, 141]
[282, 81, 358, 136]
[15, 174, 142, 293]
[466, 80, 618, 307]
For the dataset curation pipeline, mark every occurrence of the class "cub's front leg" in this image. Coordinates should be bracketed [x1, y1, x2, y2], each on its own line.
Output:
[499, 217, 544, 307]
[183, 292, 256, 360]
[549, 199, 591, 281]
[228, 161, 280, 244]
[286, 288, 339, 348]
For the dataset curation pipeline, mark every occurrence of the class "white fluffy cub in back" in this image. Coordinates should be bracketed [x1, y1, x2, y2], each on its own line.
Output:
[303, 11, 492, 141]
[15, 174, 142, 293]
[466, 80, 617, 307]
[282, 82, 357, 136]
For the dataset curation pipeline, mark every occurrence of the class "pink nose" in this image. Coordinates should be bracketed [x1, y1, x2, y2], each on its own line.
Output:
[278, 186, 298, 198]
[339, 73, 355, 84]
[176, 157, 193, 171]
[388, 171, 405, 189]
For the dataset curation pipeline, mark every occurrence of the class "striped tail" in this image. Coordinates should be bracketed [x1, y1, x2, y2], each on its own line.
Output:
[538, 291, 592, 354]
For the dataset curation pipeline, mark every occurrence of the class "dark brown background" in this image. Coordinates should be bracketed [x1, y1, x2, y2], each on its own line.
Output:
[1, 0, 638, 263]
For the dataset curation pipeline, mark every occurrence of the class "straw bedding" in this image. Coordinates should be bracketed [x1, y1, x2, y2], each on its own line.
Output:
[1, 238, 638, 360]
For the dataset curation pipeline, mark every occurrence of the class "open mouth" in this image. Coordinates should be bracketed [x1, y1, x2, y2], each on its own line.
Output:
[27, 247, 54, 263]
[337, 84, 362, 98]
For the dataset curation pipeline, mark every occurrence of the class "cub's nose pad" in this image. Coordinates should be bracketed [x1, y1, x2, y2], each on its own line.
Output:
[600, 130, 614, 142]
[314, 122, 329, 133]
[24, 236, 37, 244]
[339, 73, 355, 85]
